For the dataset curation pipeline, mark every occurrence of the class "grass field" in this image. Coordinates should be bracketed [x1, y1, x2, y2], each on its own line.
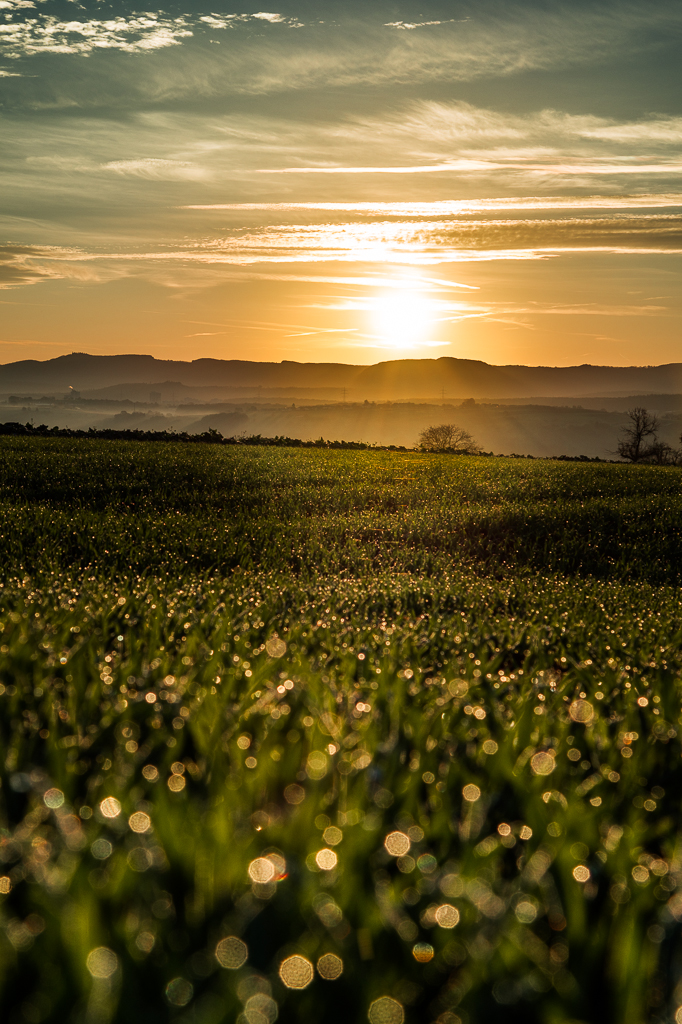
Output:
[0, 437, 681, 1024]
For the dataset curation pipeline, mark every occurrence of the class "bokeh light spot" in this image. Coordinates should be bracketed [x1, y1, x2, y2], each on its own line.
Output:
[368, 995, 404, 1024]
[244, 992, 278, 1023]
[435, 904, 460, 928]
[127, 847, 152, 872]
[99, 797, 121, 818]
[515, 900, 537, 923]
[166, 977, 193, 1006]
[417, 854, 437, 874]
[530, 752, 556, 776]
[384, 831, 410, 857]
[215, 936, 248, 969]
[284, 784, 305, 804]
[266, 637, 287, 658]
[129, 812, 151, 833]
[279, 954, 314, 989]
[569, 699, 594, 723]
[315, 848, 338, 871]
[248, 857, 276, 883]
[462, 784, 481, 802]
[317, 953, 343, 979]
[86, 947, 118, 979]
[91, 838, 113, 860]
[307, 751, 328, 780]
[413, 942, 434, 962]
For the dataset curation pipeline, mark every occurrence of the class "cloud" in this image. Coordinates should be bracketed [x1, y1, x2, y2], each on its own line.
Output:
[178, 214, 682, 262]
[278, 100, 679, 179]
[183, 196, 682, 215]
[0, 243, 107, 287]
[198, 12, 302, 30]
[101, 158, 205, 181]
[330, 100, 682, 154]
[4, 210, 682, 293]
[0, 13, 193, 58]
[4, 97, 682, 244]
[383, 20, 462, 30]
[255, 161, 682, 175]
[0, 8, 301, 65]
[577, 118, 682, 143]
[230, 101, 682, 185]
[33, 99, 673, 198]
[2, 1, 681, 105]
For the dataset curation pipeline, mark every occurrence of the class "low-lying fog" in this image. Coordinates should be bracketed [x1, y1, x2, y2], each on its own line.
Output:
[3, 391, 681, 458]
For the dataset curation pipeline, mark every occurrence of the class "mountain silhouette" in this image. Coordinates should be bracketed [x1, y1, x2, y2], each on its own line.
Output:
[1, 353, 680, 400]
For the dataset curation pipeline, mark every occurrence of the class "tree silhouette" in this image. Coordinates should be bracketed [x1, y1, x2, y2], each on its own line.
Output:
[417, 423, 481, 454]
[617, 407, 660, 462]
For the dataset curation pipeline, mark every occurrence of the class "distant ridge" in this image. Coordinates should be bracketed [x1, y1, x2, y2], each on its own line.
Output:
[1, 353, 680, 400]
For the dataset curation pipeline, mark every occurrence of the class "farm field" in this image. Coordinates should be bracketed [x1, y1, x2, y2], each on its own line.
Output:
[0, 438, 681, 1024]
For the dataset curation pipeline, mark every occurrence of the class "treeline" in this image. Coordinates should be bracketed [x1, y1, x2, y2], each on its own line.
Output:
[0, 421, 657, 463]
[0, 421, 408, 451]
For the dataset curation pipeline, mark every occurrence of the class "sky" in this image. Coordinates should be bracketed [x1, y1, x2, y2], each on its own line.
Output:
[1, 0, 682, 368]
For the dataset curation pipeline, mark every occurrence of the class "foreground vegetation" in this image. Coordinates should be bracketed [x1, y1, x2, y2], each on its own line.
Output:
[0, 438, 681, 1024]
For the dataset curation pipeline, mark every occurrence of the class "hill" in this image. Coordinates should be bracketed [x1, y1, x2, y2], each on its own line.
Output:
[1, 353, 681, 401]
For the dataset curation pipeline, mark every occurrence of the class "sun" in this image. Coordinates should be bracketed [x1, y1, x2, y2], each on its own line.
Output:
[370, 289, 434, 350]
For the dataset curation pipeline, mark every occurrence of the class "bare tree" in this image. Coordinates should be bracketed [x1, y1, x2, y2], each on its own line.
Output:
[647, 440, 677, 465]
[417, 423, 481, 454]
[617, 407, 660, 462]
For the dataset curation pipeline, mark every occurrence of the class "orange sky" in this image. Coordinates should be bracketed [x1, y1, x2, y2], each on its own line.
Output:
[2, 1, 682, 367]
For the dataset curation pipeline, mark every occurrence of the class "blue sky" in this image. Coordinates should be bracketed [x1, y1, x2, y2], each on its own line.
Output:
[2, 0, 682, 366]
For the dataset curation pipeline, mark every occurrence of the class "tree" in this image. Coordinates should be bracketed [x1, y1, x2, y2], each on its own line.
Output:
[417, 423, 481, 454]
[616, 407, 660, 462]
[647, 440, 677, 465]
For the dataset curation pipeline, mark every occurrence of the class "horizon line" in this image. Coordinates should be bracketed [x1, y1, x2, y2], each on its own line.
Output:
[1, 352, 680, 372]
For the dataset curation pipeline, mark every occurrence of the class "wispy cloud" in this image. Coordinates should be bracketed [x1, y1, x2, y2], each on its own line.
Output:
[184, 317, 356, 339]
[199, 12, 303, 30]
[101, 158, 205, 181]
[241, 101, 682, 181]
[383, 20, 463, 30]
[27, 99, 674, 202]
[255, 161, 682, 175]
[4, 208, 682, 291]
[184, 196, 682, 214]
[0, 243, 110, 287]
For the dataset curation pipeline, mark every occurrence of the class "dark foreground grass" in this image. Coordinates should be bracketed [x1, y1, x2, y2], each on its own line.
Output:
[0, 438, 681, 1024]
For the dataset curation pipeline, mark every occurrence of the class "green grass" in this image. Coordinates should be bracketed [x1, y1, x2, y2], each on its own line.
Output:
[0, 438, 681, 582]
[0, 438, 681, 1024]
